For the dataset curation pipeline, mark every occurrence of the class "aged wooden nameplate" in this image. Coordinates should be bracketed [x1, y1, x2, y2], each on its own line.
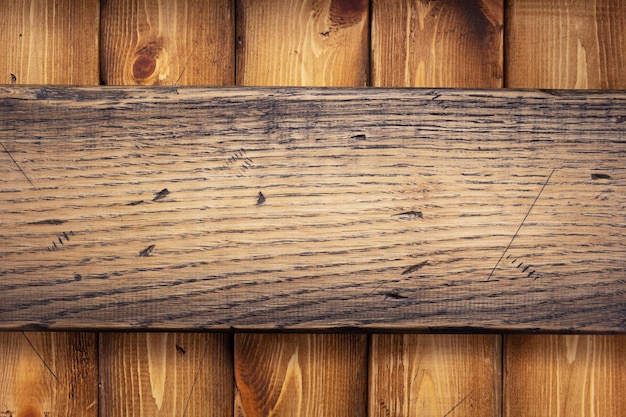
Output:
[0, 87, 624, 332]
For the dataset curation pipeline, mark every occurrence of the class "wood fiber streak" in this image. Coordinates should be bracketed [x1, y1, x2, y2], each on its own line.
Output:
[0, 332, 98, 417]
[234, 334, 367, 417]
[0, 87, 625, 332]
[0, 0, 100, 85]
[369, 335, 500, 417]
[371, 0, 503, 87]
[505, 335, 626, 416]
[100, 0, 234, 85]
[506, 0, 626, 89]
[236, 0, 369, 86]
[99, 333, 232, 417]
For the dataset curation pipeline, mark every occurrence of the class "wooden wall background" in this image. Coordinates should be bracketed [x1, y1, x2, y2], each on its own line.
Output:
[0, 0, 625, 416]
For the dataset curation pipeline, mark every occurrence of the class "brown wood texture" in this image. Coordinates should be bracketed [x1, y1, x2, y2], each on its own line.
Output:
[505, 335, 626, 416]
[370, 335, 501, 417]
[504, 1, 626, 415]
[371, 0, 503, 87]
[235, 334, 367, 417]
[0, 3, 99, 417]
[234, 4, 369, 417]
[236, 0, 369, 86]
[370, 2, 503, 416]
[100, 0, 234, 86]
[99, 333, 233, 417]
[506, 0, 626, 89]
[0, 332, 98, 417]
[98, 2, 235, 416]
[0, 87, 625, 333]
[0, 0, 100, 85]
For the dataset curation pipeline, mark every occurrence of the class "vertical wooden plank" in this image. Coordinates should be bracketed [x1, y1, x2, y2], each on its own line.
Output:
[234, 1, 368, 416]
[0, 332, 98, 417]
[235, 334, 367, 417]
[504, 1, 626, 416]
[236, 0, 369, 86]
[99, 333, 233, 417]
[370, 335, 501, 417]
[101, 0, 234, 85]
[371, 0, 503, 87]
[506, 0, 626, 89]
[0, 0, 99, 85]
[505, 335, 626, 416]
[369, 2, 503, 417]
[0, 2, 99, 417]
[98, 1, 235, 416]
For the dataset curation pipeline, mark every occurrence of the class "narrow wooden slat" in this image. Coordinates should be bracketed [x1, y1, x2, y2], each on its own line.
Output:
[0, 87, 625, 332]
[371, 0, 503, 87]
[99, 333, 233, 417]
[235, 0, 369, 86]
[0, 0, 99, 85]
[370, 3, 503, 416]
[100, 0, 234, 85]
[98, 2, 236, 416]
[234, 2, 369, 416]
[506, 0, 626, 89]
[0, 3, 99, 417]
[0, 332, 98, 417]
[370, 335, 500, 417]
[504, 1, 626, 415]
[235, 334, 367, 417]
[505, 335, 626, 416]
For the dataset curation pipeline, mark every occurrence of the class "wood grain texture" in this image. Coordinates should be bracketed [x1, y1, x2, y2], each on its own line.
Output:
[234, 334, 367, 417]
[371, 0, 503, 88]
[369, 335, 500, 417]
[99, 333, 232, 417]
[506, 0, 626, 89]
[0, 332, 98, 417]
[100, 0, 234, 85]
[504, 335, 626, 416]
[236, 0, 369, 86]
[0, 0, 99, 85]
[0, 87, 625, 332]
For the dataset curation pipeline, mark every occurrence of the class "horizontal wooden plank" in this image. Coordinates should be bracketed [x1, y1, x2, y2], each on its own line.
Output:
[0, 86, 624, 332]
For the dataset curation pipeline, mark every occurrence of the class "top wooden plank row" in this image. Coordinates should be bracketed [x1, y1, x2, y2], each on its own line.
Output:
[0, 86, 624, 333]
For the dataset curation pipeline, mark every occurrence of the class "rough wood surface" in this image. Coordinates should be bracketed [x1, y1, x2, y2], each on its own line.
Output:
[371, 0, 503, 87]
[370, 335, 501, 417]
[99, 333, 233, 417]
[0, 0, 100, 85]
[234, 334, 367, 417]
[0, 87, 625, 332]
[236, 0, 369, 86]
[505, 0, 626, 89]
[370, 4, 503, 414]
[0, 332, 98, 417]
[504, 335, 626, 416]
[100, 0, 234, 86]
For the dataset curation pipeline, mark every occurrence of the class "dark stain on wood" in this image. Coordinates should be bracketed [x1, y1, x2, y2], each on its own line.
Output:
[329, 0, 367, 27]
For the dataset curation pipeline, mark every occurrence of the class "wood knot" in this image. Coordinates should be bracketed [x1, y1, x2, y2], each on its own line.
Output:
[132, 39, 164, 82]
[329, 0, 367, 27]
[18, 405, 42, 417]
[133, 55, 156, 80]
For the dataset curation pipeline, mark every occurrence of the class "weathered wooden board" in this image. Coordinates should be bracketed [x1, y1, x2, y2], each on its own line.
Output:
[0, 86, 624, 332]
